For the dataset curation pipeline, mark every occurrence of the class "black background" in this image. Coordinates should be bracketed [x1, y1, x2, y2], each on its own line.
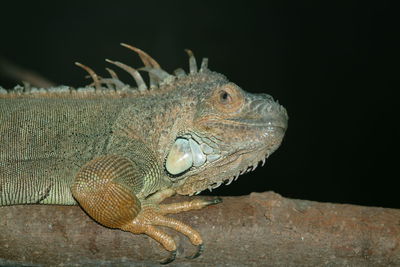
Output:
[0, 1, 398, 208]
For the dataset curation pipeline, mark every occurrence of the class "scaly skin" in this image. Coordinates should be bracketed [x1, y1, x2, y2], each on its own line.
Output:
[0, 44, 288, 263]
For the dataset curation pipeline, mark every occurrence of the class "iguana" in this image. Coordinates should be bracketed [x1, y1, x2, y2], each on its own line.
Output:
[0, 44, 288, 264]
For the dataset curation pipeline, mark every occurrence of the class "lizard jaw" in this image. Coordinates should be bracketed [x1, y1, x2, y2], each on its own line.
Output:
[177, 145, 278, 196]
[200, 125, 286, 193]
[205, 148, 273, 193]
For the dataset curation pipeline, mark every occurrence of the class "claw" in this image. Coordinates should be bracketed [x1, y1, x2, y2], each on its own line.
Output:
[186, 243, 204, 259]
[207, 197, 223, 206]
[160, 249, 177, 265]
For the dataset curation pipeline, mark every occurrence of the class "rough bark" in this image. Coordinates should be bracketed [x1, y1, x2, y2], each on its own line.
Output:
[0, 191, 399, 267]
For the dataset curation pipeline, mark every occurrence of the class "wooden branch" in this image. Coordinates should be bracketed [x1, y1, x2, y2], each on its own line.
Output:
[1, 192, 399, 266]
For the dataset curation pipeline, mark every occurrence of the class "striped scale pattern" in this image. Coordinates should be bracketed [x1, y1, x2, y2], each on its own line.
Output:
[71, 155, 142, 228]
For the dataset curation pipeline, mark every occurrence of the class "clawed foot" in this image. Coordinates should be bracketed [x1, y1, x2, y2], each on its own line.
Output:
[121, 196, 222, 264]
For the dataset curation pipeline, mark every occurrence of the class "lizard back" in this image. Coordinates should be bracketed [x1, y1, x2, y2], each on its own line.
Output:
[0, 96, 125, 205]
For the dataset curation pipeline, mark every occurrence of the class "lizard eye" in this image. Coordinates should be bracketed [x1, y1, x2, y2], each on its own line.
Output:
[219, 90, 232, 104]
[213, 84, 244, 113]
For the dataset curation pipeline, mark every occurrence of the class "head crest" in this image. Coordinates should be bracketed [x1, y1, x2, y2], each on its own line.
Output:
[75, 44, 209, 91]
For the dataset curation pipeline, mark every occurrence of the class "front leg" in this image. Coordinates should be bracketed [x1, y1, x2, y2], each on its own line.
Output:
[71, 155, 220, 264]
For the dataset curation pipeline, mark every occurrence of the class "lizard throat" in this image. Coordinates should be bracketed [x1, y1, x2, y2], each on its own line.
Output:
[175, 141, 282, 196]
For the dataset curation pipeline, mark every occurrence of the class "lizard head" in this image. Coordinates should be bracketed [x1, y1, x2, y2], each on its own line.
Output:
[162, 54, 288, 196]
[81, 44, 288, 196]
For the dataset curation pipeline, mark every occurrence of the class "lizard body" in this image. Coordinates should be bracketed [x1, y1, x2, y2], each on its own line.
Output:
[0, 45, 288, 263]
